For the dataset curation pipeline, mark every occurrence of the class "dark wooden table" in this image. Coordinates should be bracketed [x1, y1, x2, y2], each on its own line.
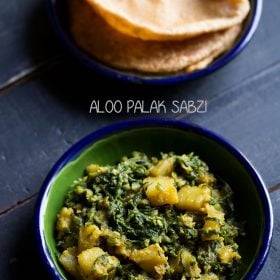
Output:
[0, 1, 279, 279]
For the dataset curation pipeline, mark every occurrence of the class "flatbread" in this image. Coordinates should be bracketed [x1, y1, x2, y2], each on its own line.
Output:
[70, 0, 242, 74]
[186, 49, 223, 72]
[85, 0, 249, 41]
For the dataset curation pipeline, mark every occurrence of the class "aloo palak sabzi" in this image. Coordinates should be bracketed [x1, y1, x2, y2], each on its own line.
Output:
[56, 152, 244, 279]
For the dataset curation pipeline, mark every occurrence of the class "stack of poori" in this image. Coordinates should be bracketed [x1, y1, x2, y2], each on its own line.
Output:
[69, 0, 250, 75]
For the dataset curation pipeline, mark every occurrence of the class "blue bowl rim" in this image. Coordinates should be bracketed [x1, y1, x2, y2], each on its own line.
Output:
[47, 0, 263, 85]
[35, 118, 273, 280]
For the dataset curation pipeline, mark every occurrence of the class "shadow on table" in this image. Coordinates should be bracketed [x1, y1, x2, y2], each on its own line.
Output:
[9, 218, 50, 280]
[24, 0, 62, 68]
[35, 58, 213, 121]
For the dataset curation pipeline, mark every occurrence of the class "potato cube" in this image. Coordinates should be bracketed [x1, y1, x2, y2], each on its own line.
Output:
[176, 185, 210, 211]
[106, 230, 131, 258]
[78, 225, 102, 252]
[200, 273, 219, 280]
[216, 246, 241, 264]
[149, 158, 174, 177]
[198, 174, 216, 185]
[56, 207, 73, 236]
[179, 214, 195, 228]
[86, 164, 108, 177]
[205, 204, 225, 222]
[135, 276, 152, 280]
[130, 244, 168, 276]
[78, 247, 119, 280]
[144, 176, 178, 206]
[202, 220, 220, 241]
[59, 247, 80, 279]
[78, 247, 103, 279]
[178, 249, 201, 278]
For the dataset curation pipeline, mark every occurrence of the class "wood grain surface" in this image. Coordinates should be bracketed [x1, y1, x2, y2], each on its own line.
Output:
[0, 0, 280, 279]
[0, 0, 62, 89]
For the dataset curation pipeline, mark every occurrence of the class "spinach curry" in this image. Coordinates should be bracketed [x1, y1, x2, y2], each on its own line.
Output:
[56, 152, 244, 280]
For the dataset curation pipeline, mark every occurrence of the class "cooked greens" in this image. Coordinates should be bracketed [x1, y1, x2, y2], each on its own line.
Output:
[56, 152, 244, 280]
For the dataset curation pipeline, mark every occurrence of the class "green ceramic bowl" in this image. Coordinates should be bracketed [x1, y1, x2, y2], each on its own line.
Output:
[36, 119, 273, 280]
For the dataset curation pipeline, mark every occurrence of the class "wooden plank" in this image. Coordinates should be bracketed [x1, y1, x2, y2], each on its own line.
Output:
[0, 0, 60, 87]
[0, 72, 108, 212]
[0, 198, 50, 279]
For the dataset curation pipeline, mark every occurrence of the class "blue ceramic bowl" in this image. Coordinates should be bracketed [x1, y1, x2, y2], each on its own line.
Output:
[36, 119, 273, 280]
[47, 0, 263, 85]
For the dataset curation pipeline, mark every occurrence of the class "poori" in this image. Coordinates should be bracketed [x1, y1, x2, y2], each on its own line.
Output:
[86, 0, 250, 41]
[56, 152, 244, 279]
[68, 0, 250, 74]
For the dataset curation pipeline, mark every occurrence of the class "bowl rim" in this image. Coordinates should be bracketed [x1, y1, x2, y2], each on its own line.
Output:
[35, 118, 273, 280]
[47, 0, 263, 85]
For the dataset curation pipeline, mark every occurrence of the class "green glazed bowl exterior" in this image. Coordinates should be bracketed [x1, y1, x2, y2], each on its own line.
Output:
[36, 119, 273, 280]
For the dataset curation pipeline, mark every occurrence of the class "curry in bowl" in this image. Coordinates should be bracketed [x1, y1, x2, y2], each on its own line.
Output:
[56, 152, 244, 280]
[36, 121, 272, 280]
